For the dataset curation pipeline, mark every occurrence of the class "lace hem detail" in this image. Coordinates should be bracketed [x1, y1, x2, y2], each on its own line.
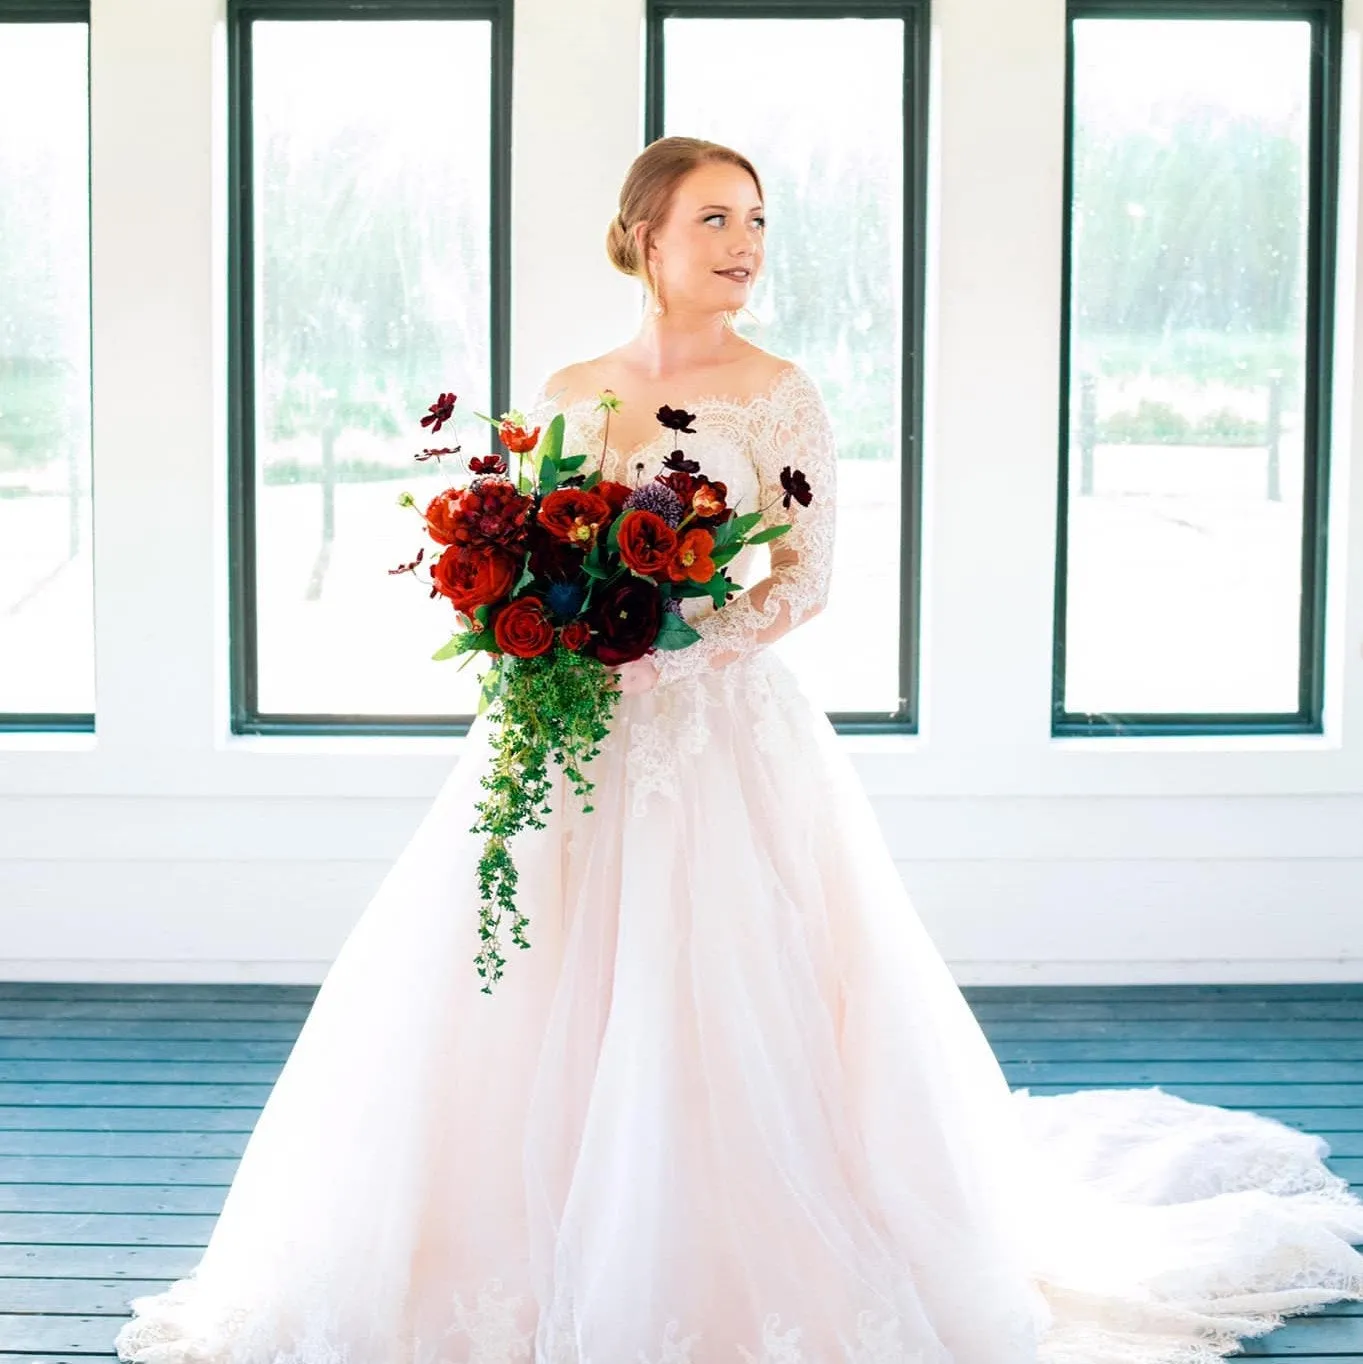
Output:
[117, 1263, 1363, 1364]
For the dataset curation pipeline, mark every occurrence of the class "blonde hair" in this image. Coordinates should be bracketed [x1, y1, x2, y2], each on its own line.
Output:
[605, 135, 764, 332]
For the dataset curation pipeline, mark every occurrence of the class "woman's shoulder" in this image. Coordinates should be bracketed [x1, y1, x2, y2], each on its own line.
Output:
[539, 343, 802, 410]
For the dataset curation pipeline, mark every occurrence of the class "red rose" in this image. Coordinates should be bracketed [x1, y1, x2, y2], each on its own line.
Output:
[539, 488, 612, 546]
[431, 545, 518, 613]
[560, 619, 591, 652]
[493, 595, 555, 658]
[616, 509, 678, 578]
[587, 576, 662, 666]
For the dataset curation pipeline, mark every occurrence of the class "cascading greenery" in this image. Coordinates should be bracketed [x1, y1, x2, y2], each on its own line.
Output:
[467, 648, 619, 993]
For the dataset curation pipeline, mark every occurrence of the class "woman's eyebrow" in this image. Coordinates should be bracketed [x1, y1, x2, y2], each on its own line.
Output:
[697, 203, 764, 212]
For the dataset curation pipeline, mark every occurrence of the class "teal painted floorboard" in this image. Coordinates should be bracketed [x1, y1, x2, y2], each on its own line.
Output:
[0, 982, 1357, 1359]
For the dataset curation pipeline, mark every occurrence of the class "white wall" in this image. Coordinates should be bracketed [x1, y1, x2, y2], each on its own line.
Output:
[1, 0, 1361, 986]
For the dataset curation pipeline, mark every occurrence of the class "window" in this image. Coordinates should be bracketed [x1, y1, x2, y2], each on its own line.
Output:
[1055, 0, 1339, 735]
[229, 0, 510, 734]
[650, 0, 926, 728]
[0, 0, 93, 732]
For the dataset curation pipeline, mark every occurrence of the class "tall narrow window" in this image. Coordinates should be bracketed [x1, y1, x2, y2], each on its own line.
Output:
[230, 0, 508, 733]
[0, 3, 93, 731]
[651, 1, 925, 727]
[1056, 3, 1338, 734]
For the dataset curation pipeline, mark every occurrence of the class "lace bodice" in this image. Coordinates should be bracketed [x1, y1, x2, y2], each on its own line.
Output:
[524, 361, 838, 684]
[522, 360, 838, 817]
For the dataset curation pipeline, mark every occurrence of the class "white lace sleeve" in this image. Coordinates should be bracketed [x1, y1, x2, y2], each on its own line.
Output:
[652, 364, 837, 687]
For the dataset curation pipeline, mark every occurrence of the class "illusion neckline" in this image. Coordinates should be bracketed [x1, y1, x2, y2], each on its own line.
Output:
[550, 361, 805, 468]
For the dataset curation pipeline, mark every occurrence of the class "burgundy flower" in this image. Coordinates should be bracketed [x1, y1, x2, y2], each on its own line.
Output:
[656, 404, 697, 435]
[527, 523, 585, 581]
[421, 392, 457, 433]
[469, 454, 507, 475]
[660, 469, 697, 503]
[780, 465, 812, 509]
[416, 446, 460, 463]
[586, 575, 662, 666]
[662, 448, 700, 475]
[387, 546, 425, 575]
[426, 480, 531, 552]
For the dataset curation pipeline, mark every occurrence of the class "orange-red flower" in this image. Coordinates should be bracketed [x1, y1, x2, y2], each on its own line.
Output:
[666, 528, 716, 583]
[560, 619, 591, 652]
[498, 419, 540, 454]
[423, 488, 463, 546]
[430, 545, 519, 614]
[691, 481, 727, 519]
[616, 509, 677, 578]
[539, 488, 612, 546]
[492, 596, 554, 657]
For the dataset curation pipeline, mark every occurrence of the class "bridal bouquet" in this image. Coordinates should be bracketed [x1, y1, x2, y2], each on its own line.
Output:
[391, 386, 814, 993]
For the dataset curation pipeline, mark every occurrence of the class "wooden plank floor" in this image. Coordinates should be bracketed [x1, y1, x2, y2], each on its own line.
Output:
[0, 981, 1358, 1361]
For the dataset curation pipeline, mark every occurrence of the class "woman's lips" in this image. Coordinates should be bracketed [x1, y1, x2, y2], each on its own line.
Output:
[715, 269, 751, 281]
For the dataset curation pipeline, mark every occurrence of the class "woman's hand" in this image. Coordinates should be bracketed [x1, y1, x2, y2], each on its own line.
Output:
[609, 656, 660, 695]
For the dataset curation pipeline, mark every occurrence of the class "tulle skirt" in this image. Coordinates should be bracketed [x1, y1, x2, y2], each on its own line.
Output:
[113, 653, 1363, 1364]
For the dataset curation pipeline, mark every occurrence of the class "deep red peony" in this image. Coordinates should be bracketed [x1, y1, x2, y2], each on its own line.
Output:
[539, 488, 613, 546]
[587, 576, 662, 665]
[616, 509, 678, 578]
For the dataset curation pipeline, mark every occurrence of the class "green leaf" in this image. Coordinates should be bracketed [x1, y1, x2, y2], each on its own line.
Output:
[729, 510, 763, 537]
[668, 579, 711, 598]
[606, 510, 630, 554]
[432, 632, 478, 661]
[513, 556, 535, 594]
[711, 518, 739, 550]
[559, 453, 587, 471]
[745, 522, 792, 546]
[705, 573, 736, 609]
[538, 412, 564, 467]
[581, 470, 602, 490]
[652, 612, 701, 649]
[710, 544, 742, 568]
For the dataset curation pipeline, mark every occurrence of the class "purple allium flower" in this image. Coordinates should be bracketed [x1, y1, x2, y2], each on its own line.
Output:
[622, 481, 684, 527]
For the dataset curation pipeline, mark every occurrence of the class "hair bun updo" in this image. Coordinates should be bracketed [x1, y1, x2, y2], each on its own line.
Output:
[605, 212, 640, 278]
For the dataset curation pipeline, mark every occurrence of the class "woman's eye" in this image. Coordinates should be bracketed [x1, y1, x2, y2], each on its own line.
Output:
[704, 213, 765, 229]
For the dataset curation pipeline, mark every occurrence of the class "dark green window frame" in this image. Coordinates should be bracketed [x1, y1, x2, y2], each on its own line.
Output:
[227, 0, 514, 736]
[646, 0, 927, 734]
[1052, 0, 1341, 737]
[0, 0, 92, 735]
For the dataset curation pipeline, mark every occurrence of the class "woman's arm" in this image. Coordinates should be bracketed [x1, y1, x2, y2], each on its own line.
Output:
[652, 363, 837, 686]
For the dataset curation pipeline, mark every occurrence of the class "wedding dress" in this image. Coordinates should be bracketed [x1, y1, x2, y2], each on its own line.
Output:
[114, 361, 1363, 1364]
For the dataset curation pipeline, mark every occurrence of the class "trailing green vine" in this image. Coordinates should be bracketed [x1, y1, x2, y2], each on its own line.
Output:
[470, 649, 620, 992]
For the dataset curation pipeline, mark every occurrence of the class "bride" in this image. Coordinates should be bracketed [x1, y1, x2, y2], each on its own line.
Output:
[115, 136, 1363, 1364]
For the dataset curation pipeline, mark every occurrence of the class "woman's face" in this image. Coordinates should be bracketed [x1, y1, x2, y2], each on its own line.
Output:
[643, 161, 765, 316]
